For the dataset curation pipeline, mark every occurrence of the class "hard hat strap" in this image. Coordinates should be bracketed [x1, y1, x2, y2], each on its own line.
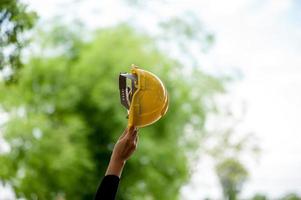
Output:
[119, 73, 137, 110]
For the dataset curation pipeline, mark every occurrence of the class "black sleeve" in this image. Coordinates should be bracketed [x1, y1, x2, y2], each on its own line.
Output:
[94, 175, 120, 200]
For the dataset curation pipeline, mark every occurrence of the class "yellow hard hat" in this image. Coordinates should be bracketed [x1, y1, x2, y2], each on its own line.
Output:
[119, 65, 169, 128]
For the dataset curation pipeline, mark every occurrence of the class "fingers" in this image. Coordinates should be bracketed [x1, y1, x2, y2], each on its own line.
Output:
[119, 126, 138, 139]
[128, 126, 135, 134]
[126, 127, 138, 146]
[134, 133, 138, 146]
[127, 126, 138, 137]
[132, 128, 138, 149]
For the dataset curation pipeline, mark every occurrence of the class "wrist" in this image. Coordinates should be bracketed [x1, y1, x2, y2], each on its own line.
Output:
[105, 158, 126, 177]
[110, 155, 126, 166]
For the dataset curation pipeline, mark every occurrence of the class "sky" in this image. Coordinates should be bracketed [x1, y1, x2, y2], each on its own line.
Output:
[1, 0, 301, 199]
[178, 0, 301, 199]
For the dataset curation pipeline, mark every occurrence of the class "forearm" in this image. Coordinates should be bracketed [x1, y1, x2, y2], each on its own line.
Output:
[105, 159, 126, 178]
[94, 127, 137, 199]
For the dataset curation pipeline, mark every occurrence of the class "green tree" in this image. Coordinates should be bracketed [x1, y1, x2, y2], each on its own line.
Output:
[203, 101, 261, 199]
[0, 24, 224, 199]
[281, 193, 301, 200]
[0, 0, 37, 82]
[251, 193, 268, 200]
[215, 158, 248, 200]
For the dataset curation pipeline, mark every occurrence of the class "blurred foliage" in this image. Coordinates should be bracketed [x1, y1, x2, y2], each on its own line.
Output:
[206, 129, 261, 161]
[1, 1, 294, 200]
[33, 19, 85, 61]
[251, 193, 301, 200]
[0, 0, 37, 83]
[215, 158, 248, 200]
[159, 13, 214, 52]
[155, 12, 215, 69]
[202, 101, 261, 199]
[0, 23, 224, 199]
[280, 193, 301, 200]
[251, 193, 268, 200]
